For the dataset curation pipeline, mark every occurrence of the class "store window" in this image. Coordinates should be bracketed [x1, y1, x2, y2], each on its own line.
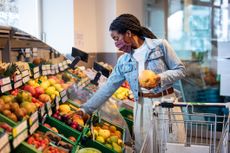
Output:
[147, 0, 229, 102]
[0, 0, 40, 38]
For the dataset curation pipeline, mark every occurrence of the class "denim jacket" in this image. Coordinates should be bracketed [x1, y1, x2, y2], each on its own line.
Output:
[82, 38, 186, 114]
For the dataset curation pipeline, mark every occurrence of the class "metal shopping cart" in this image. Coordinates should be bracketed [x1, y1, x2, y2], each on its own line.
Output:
[140, 102, 230, 153]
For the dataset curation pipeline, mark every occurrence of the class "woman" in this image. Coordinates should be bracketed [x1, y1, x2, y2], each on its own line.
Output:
[80, 14, 186, 152]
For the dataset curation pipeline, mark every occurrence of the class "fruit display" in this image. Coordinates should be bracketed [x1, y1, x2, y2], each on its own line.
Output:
[26, 130, 73, 153]
[68, 68, 88, 79]
[89, 122, 124, 153]
[27, 132, 50, 151]
[0, 94, 35, 122]
[52, 104, 88, 132]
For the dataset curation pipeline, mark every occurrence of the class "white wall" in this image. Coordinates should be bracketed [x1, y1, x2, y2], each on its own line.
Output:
[95, 0, 116, 53]
[42, 0, 74, 54]
[74, 0, 97, 53]
[17, 0, 40, 38]
[116, 0, 144, 24]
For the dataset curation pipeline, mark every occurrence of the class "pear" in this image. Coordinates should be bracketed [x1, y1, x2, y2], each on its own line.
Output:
[96, 136, 105, 144]
[112, 142, 122, 153]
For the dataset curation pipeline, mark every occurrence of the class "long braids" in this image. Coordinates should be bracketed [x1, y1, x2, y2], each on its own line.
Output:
[109, 14, 157, 39]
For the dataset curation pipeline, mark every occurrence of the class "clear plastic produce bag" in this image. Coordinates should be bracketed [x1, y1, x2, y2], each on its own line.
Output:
[97, 98, 133, 143]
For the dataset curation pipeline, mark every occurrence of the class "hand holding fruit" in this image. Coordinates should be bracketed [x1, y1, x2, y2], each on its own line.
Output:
[139, 70, 160, 89]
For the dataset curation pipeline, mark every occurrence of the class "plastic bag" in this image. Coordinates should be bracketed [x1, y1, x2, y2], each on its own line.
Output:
[97, 98, 133, 143]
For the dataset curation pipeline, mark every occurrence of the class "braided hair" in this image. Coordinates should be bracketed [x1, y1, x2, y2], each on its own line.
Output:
[109, 14, 157, 39]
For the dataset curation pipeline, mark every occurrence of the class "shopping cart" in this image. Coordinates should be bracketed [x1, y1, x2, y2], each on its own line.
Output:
[140, 102, 230, 153]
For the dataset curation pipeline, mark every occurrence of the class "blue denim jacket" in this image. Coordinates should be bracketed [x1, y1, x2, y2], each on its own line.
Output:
[82, 38, 186, 114]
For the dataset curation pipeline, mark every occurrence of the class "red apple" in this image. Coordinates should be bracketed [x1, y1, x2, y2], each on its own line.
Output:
[38, 94, 51, 103]
[35, 86, 45, 98]
[23, 85, 36, 97]
[44, 123, 51, 128]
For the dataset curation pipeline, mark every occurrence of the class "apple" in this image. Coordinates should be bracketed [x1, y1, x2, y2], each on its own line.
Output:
[35, 86, 45, 98]
[68, 136, 76, 142]
[23, 85, 36, 97]
[38, 94, 51, 103]
[71, 123, 78, 129]
[44, 123, 51, 128]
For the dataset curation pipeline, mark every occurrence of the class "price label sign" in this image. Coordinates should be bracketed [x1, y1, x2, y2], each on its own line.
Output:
[46, 102, 52, 116]
[0, 132, 9, 150]
[61, 95, 68, 103]
[12, 120, 28, 138]
[22, 70, 29, 78]
[34, 72, 40, 79]
[1, 84, 12, 93]
[0, 142, 10, 153]
[25, 48, 31, 58]
[66, 60, 71, 64]
[14, 80, 22, 89]
[22, 76, 30, 84]
[14, 74, 22, 82]
[33, 48, 38, 57]
[13, 130, 28, 148]
[0, 77, 10, 86]
[39, 104, 46, 117]
[29, 111, 38, 126]
[55, 96, 60, 110]
[29, 120, 39, 135]
[60, 90, 67, 97]
[33, 66, 39, 73]
[42, 70, 48, 76]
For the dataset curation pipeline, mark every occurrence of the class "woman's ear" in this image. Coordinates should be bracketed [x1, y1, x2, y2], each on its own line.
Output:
[126, 30, 132, 38]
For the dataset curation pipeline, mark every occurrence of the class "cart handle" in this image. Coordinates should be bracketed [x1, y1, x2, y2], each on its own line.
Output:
[156, 102, 230, 110]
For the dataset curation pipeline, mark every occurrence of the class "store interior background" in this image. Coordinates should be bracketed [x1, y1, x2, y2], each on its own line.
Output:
[0, 0, 230, 103]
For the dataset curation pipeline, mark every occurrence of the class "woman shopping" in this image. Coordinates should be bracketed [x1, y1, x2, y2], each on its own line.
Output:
[80, 14, 186, 152]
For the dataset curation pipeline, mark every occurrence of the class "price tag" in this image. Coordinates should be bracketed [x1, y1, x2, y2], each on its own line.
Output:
[46, 102, 52, 116]
[29, 111, 38, 125]
[33, 67, 39, 73]
[22, 76, 30, 84]
[25, 48, 31, 58]
[1, 84, 12, 93]
[0, 77, 10, 86]
[55, 96, 60, 110]
[42, 70, 48, 76]
[0, 142, 10, 153]
[47, 70, 52, 75]
[14, 80, 22, 89]
[66, 60, 71, 64]
[58, 63, 63, 67]
[61, 95, 68, 103]
[22, 70, 29, 77]
[29, 120, 39, 135]
[39, 105, 46, 117]
[14, 74, 22, 82]
[12, 120, 28, 138]
[0, 133, 9, 149]
[34, 72, 40, 79]
[32, 48, 38, 56]
[60, 90, 67, 97]
[13, 130, 28, 148]
[64, 65, 68, 70]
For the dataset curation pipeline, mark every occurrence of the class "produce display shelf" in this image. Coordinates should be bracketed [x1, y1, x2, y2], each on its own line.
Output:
[44, 116, 82, 145]
[81, 115, 126, 153]
[119, 108, 133, 136]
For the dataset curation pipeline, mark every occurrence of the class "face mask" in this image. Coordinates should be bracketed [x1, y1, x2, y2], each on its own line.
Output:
[115, 39, 132, 53]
